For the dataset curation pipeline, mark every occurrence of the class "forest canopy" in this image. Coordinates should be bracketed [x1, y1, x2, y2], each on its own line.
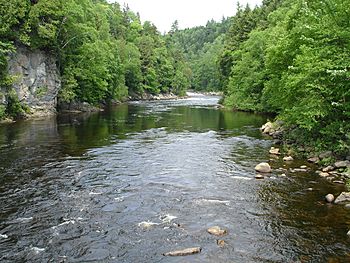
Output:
[0, 0, 191, 106]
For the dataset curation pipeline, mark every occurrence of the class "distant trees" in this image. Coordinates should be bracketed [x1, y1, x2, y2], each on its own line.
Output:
[170, 18, 230, 91]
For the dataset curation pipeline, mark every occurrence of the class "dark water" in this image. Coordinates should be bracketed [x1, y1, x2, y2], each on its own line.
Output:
[0, 94, 350, 262]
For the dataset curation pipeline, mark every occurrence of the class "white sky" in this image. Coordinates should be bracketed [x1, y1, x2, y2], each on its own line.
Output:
[109, 0, 262, 33]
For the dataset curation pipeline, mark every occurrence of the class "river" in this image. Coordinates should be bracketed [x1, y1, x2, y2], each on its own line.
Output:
[0, 94, 350, 262]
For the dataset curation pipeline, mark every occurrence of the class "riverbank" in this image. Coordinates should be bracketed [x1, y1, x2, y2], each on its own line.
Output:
[259, 121, 350, 203]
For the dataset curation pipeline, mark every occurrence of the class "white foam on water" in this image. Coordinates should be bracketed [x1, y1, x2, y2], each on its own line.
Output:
[194, 199, 230, 206]
[231, 176, 253, 181]
[13, 217, 33, 223]
[51, 220, 76, 230]
[138, 221, 160, 228]
[160, 214, 177, 223]
[89, 192, 103, 195]
[114, 197, 125, 202]
[31, 247, 45, 254]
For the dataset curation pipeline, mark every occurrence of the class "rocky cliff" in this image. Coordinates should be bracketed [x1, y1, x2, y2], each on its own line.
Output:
[7, 46, 61, 116]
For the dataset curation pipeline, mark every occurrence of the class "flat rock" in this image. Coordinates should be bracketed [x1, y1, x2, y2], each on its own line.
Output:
[325, 194, 335, 203]
[163, 247, 201, 256]
[207, 226, 227, 236]
[308, 157, 320, 163]
[319, 172, 330, 178]
[269, 147, 280, 155]
[292, 168, 307, 172]
[322, 166, 334, 172]
[283, 156, 294, 162]
[335, 192, 350, 204]
[333, 180, 344, 184]
[255, 163, 272, 173]
[255, 174, 265, 179]
[334, 160, 350, 168]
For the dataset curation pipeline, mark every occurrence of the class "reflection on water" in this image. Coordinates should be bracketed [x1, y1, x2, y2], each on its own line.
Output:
[0, 95, 349, 262]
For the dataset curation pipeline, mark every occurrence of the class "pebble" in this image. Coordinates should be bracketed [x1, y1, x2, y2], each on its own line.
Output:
[300, 165, 307, 169]
[325, 194, 335, 203]
[207, 226, 227, 236]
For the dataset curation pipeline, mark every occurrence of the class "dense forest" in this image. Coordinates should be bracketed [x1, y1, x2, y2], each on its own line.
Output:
[0, 0, 191, 117]
[170, 18, 230, 91]
[217, 0, 349, 157]
[0, 0, 349, 157]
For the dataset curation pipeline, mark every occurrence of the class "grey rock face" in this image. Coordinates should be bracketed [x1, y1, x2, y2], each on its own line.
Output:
[7, 46, 61, 116]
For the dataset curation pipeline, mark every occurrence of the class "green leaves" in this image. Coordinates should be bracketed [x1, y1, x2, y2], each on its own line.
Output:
[219, 0, 350, 156]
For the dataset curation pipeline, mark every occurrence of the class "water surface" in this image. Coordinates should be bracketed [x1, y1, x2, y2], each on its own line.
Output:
[0, 94, 350, 262]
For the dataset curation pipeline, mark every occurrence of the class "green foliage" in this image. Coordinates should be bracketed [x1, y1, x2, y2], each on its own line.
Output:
[5, 89, 27, 118]
[170, 18, 230, 91]
[35, 86, 48, 98]
[0, 0, 191, 111]
[0, 104, 5, 120]
[220, 0, 350, 156]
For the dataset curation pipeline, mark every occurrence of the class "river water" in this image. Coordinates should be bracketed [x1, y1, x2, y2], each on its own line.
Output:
[0, 94, 350, 262]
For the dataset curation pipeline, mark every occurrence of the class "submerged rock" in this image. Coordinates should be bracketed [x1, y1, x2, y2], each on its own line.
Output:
[325, 194, 335, 203]
[207, 226, 227, 236]
[334, 192, 350, 204]
[255, 163, 272, 173]
[217, 240, 226, 247]
[163, 247, 201, 256]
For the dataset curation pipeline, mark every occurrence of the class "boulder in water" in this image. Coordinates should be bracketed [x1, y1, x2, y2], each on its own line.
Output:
[255, 163, 272, 173]
[335, 192, 350, 204]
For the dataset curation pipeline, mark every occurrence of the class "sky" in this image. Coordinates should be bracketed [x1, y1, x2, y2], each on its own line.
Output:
[110, 0, 262, 33]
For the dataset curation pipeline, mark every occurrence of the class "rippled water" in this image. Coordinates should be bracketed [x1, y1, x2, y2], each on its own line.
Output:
[1, 94, 350, 262]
